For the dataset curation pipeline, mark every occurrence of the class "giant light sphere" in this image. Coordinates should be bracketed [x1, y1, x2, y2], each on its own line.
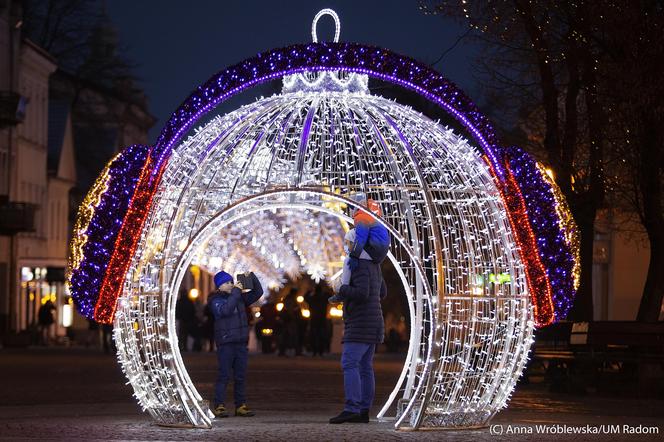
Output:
[67, 10, 579, 431]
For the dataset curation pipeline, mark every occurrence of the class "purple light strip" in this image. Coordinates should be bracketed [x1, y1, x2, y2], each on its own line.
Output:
[69, 144, 150, 319]
[505, 146, 577, 320]
[152, 43, 505, 180]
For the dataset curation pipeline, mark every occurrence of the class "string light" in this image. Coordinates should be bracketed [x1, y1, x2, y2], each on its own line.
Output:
[67, 144, 149, 319]
[68, 156, 112, 276]
[505, 147, 578, 321]
[489, 158, 555, 327]
[536, 163, 581, 292]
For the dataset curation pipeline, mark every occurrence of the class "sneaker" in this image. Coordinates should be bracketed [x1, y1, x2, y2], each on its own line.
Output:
[329, 410, 363, 424]
[212, 404, 229, 418]
[359, 409, 370, 423]
[235, 404, 255, 417]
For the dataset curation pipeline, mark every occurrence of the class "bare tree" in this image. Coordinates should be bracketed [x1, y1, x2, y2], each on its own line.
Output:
[421, 1, 608, 321]
[22, 0, 135, 85]
[594, 1, 664, 321]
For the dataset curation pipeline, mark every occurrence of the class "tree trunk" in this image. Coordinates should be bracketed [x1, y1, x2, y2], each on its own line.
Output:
[636, 114, 664, 322]
[568, 200, 596, 321]
[638, 237, 664, 322]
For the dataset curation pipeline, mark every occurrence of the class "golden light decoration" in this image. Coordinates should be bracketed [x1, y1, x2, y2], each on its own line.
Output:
[67, 156, 113, 278]
[537, 163, 581, 291]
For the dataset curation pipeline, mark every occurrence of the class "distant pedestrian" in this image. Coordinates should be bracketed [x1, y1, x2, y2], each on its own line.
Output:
[277, 289, 299, 356]
[86, 319, 100, 348]
[202, 300, 215, 352]
[208, 271, 263, 418]
[193, 297, 205, 352]
[295, 302, 308, 356]
[305, 285, 329, 357]
[257, 299, 278, 354]
[38, 300, 56, 346]
[176, 289, 196, 351]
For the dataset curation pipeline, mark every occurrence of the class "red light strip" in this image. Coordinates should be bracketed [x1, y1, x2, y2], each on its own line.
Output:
[94, 155, 164, 324]
[487, 157, 555, 327]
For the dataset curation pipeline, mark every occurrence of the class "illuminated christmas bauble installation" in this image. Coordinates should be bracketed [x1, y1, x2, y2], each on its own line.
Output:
[67, 9, 579, 431]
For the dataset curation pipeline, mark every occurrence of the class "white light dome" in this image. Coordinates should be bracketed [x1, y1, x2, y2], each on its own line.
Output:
[115, 70, 533, 429]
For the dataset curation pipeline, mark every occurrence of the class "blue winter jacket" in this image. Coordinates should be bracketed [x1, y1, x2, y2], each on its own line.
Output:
[351, 221, 390, 264]
[339, 259, 387, 344]
[207, 273, 263, 345]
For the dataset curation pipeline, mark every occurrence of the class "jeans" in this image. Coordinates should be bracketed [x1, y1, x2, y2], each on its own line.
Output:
[341, 342, 376, 413]
[214, 342, 248, 407]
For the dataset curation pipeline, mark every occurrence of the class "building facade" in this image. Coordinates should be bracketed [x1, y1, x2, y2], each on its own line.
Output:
[0, 2, 155, 341]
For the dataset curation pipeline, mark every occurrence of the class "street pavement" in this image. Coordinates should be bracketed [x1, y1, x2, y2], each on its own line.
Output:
[0, 347, 662, 441]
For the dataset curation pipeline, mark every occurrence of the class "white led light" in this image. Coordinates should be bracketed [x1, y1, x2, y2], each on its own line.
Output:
[311, 8, 341, 43]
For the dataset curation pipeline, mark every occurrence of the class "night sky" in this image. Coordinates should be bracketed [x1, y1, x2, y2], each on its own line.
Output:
[106, 0, 481, 142]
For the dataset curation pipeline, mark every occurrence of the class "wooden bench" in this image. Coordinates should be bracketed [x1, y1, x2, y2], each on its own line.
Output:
[527, 321, 664, 396]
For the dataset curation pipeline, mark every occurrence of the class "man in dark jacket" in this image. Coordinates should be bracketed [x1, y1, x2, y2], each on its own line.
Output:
[329, 259, 387, 424]
[208, 270, 263, 418]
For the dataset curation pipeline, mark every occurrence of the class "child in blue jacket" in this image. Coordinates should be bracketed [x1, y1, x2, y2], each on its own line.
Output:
[207, 270, 263, 418]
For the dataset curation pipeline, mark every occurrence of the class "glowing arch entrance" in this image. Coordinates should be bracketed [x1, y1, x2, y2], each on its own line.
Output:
[119, 192, 435, 429]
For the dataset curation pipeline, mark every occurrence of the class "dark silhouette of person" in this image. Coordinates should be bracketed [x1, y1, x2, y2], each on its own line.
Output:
[277, 289, 299, 356]
[386, 327, 401, 353]
[86, 319, 100, 348]
[305, 285, 329, 356]
[257, 299, 278, 353]
[37, 300, 56, 346]
[175, 289, 197, 351]
[203, 299, 215, 352]
[295, 303, 307, 356]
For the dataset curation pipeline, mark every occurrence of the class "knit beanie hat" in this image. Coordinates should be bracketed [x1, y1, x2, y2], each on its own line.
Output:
[214, 271, 233, 288]
[353, 198, 383, 226]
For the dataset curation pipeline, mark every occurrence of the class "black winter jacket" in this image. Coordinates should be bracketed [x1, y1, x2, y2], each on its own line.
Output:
[208, 273, 263, 345]
[339, 259, 387, 344]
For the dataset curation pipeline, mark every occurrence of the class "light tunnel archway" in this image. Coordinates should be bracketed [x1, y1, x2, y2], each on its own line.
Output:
[115, 190, 436, 429]
[178, 193, 431, 420]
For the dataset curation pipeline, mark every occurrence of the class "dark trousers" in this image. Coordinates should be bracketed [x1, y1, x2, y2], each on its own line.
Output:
[341, 342, 376, 413]
[214, 342, 248, 407]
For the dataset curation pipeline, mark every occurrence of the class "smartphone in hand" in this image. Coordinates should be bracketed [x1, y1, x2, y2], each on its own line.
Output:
[236, 272, 254, 291]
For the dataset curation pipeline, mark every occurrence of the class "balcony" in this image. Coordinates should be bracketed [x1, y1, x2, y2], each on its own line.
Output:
[0, 91, 27, 128]
[0, 196, 36, 235]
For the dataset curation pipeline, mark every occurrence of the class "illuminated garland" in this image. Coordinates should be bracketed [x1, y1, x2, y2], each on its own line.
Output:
[70, 42, 579, 327]
[67, 157, 113, 277]
[537, 163, 581, 292]
[67, 145, 149, 319]
[152, 42, 505, 178]
[94, 156, 164, 324]
[505, 147, 577, 321]
[488, 157, 555, 327]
